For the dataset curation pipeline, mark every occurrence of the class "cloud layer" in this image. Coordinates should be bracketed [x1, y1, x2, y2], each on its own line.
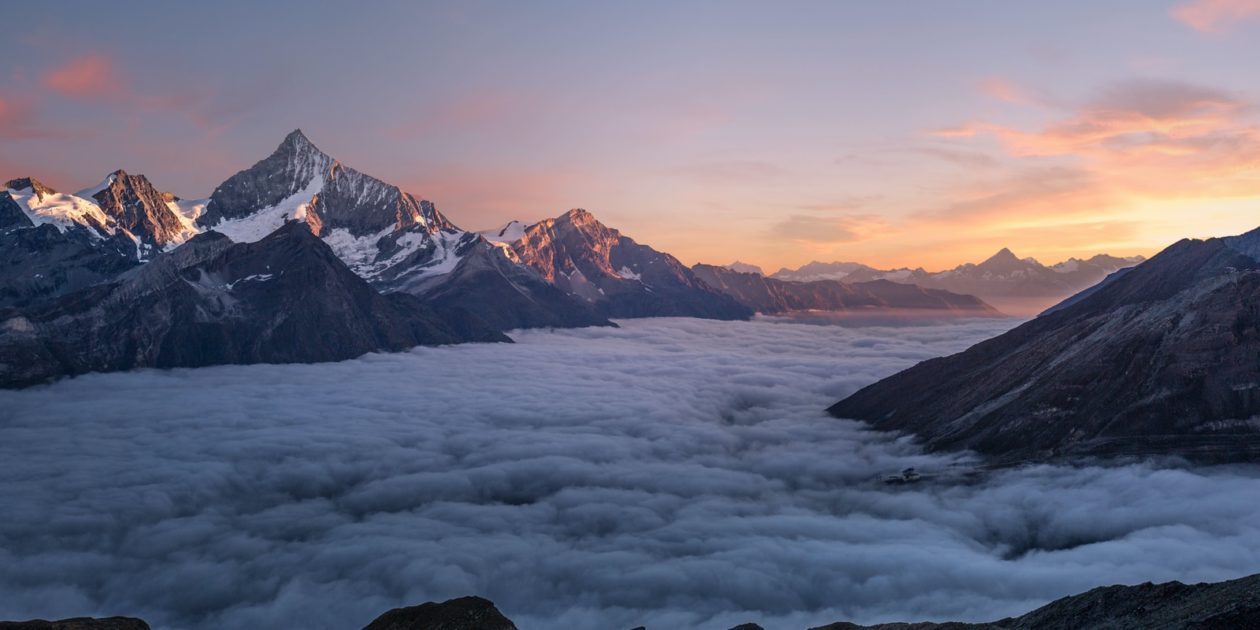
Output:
[3, 318, 1260, 629]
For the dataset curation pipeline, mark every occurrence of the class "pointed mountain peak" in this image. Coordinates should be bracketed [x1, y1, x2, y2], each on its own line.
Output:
[5, 177, 56, 199]
[558, 208, 600, 227]
[981, 247, 1021, 266]
[280, 129, 322, 155]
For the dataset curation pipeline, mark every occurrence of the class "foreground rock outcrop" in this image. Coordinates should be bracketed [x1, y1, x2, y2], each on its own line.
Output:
[809, 572, 1260, 629]
[829, 226, 1260, 463]
[7, 573, 1259, 628]
[362, 596, 517, 630]
[0, 618, 149, 630]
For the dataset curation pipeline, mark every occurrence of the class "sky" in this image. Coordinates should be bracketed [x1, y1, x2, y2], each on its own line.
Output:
[2, 0, 1260, 272]
[6, 317, 1260, 629]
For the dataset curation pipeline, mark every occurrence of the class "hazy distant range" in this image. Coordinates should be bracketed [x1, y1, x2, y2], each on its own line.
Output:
[738, 248, 1144, 316]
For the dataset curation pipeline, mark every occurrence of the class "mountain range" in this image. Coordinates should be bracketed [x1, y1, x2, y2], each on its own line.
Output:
[771, 250, 1144, 314]
[2, 129, 1006, 387]
[692, 264, 999, 315]
[830, 225, 1260, 463]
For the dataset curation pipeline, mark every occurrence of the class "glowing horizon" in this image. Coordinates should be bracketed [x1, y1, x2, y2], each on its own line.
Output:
[3, 0, 1259, 272]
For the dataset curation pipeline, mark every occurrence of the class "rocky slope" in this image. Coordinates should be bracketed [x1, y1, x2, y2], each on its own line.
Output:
[692, 264, 999, 315]
[828, 227, 1260, 463]
[7, 573, 1258, 629]
[809, 572, 1260, 629]
[0, 222, 506, 388]
[362, 596, 517, 630]
[1, 180, 142, 308]
[0, 618, 149, 629]
[84, 170, 196, 254]
[493, 209, 753, 320]
[773, 250, 1143, 302]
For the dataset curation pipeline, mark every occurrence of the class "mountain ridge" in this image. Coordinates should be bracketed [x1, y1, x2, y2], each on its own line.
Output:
[828, 226, 1260, 463]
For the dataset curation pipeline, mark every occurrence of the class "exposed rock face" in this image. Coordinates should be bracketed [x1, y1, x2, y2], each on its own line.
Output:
[506, 209, 753, 320]
[810, 573, 1260, 629]
[200, 129, 452, 238]
[0, 223, 140, 309]
[829, 227, 1260, 463]
[398, 238, 612, 331]
[692, 264, 999, 315]
[773, 251, 1143, 302]
[0, 191, 34, 231]
[0, 222, 506, 388]
[361, 596, 517, 630]
[88, 170, 193, 252]
[0, 617, 149, 630]
[3, 177, 56, 201]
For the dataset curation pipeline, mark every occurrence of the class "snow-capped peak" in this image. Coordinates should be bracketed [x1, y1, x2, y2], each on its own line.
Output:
[479, 220, 527, 245]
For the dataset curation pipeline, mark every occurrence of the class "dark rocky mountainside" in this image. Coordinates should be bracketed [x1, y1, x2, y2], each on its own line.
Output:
[829, 227, 1260, 463]
[809, 573, 1260, 629]
[397, 237, 612, 331]
[0, 223, 139, 310]
[362, 596, 518, 630]
[88, 170, 192, 252]
[0, 222, 506, 388]
[692, 264, 999, 315]
[504, 209, 753, 320]
[1, 181, 141, 309]
[0, 618, 149, 630]
[15, 573, 1256, 629]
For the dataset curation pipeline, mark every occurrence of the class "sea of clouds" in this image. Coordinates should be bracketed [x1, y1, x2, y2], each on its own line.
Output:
[3, 316, 1260, 629]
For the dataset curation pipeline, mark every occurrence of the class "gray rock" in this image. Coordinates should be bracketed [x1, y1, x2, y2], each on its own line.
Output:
[0, 223, 139, 309]
[89, 170, 189, 252]
[0, 618, 149, 630]
[361, 596, 517, 630]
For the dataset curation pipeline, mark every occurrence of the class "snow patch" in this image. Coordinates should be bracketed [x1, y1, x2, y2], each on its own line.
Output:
[479, 220, 526, 245]
[74, 174, 116, 199]
[5, 185, 115, 237]
[206, 177, 324, 243]
[617, 266, 642, 281]
[225, 273, 276, 291]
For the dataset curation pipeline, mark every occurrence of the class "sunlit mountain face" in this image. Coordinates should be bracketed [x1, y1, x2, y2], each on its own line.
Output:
[3, 2, 1260, 629]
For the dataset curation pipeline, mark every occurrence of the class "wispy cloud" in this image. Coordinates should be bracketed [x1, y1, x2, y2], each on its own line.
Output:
[771, 213, 885, 244]
[1171, 0, 1260, 32]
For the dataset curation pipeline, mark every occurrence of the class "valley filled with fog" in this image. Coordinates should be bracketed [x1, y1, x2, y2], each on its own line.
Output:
[3, 317, 1260, 629]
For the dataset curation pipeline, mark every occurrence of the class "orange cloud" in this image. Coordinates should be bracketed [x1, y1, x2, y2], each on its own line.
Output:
[1172, 0, 1260, 32]
[771, 213, 886, 244]
[43, 53, 122, 99]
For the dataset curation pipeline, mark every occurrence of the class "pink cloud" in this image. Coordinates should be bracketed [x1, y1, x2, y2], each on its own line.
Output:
[43, 53, 123, 99]
[1171, 0, 1260, 32]
[979, 77, 1029, 104]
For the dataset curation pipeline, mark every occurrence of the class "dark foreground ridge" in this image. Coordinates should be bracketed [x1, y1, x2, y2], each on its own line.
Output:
[10, 573, 1259, 629]
[829, 226, 1260, 464]
[0, 618, 148, 630]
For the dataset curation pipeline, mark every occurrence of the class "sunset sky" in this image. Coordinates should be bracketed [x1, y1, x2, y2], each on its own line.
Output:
[3, 0, 1259, 271]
